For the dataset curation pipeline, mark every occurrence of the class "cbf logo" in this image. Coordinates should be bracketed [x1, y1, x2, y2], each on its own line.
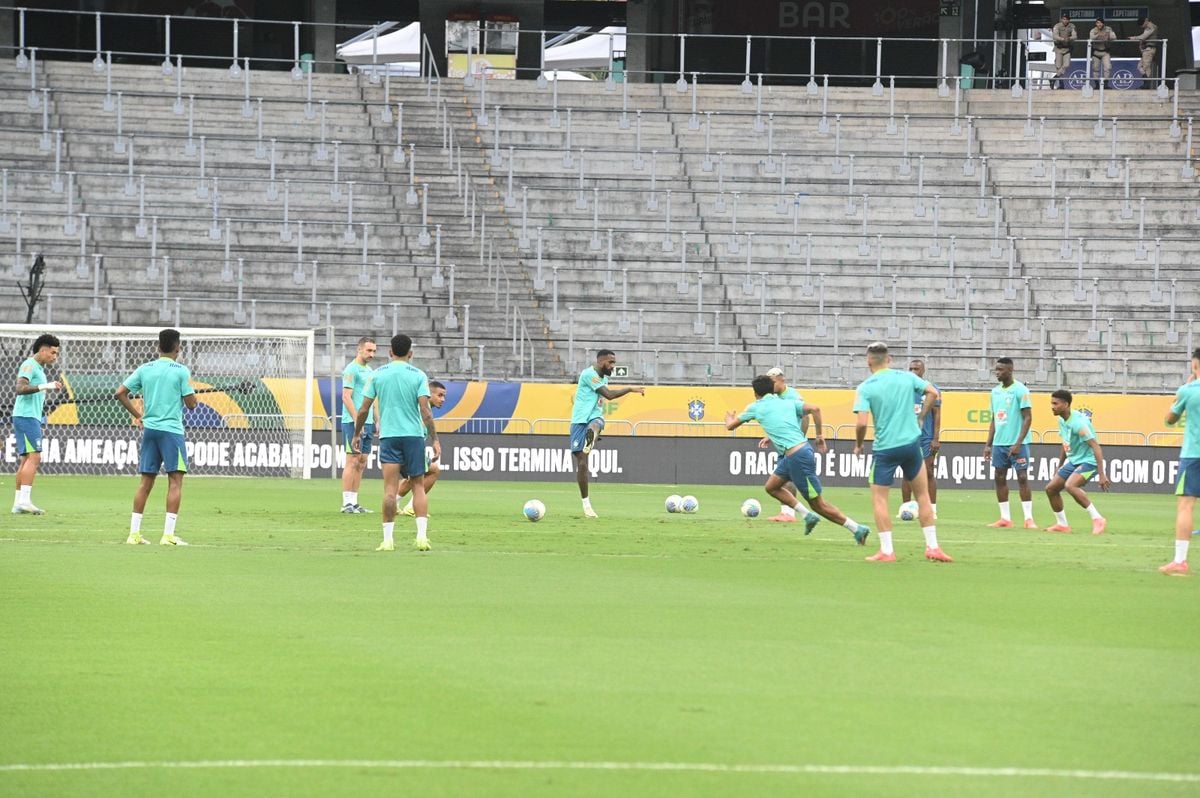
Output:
[1078, 406, 1094, 421]
[687, 398, 705, 421]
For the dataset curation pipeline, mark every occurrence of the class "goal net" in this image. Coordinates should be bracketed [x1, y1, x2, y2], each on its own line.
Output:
[0, 325, 316, 478]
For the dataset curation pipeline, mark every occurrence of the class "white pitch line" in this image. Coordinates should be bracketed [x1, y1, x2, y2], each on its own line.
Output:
[0, 759, 1196, 783]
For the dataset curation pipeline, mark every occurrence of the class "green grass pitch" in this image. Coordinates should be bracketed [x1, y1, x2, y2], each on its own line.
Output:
[1, 475, 1197, 797]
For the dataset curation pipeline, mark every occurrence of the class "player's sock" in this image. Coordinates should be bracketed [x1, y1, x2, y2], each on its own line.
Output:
[1085, 503, 1102, 520]
[130, 512, 143, 535]
[342, 491, 353, 505]
[780, 505, 796, 518]
[164, 513, 178, 537]
[13, 489, 20, 507]
[581, 497, 593, 512]
[931, 503, 937, 515]
[382, 522, 395, 544]
[1054, 510, 1068, 526]
[998, 502, 1011, 521]
[1021, 501, 1034, 520]
[415, 517, 429, 542]
[922, 526, 939, 549]
[878, 531, 894, 555]
[348, 492, 359, 506]
[1175, 539, 1190, 564]
[841, 518, 861, 532]
[18, 485, 31, 504]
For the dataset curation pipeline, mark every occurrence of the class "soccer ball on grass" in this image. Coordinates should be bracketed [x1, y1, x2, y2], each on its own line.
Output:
[680, 495, 699, 514]
[665, 494, 683, 513]
[523, 499, 546, 522]
[898, 501, 919, 522]
[741, 499, 762, 518]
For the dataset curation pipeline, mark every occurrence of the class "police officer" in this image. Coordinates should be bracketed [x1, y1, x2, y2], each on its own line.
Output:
[1129, 16, 1159, 88]
[1088, 17, 1116, 89]
[1051, 12, 1077, 88]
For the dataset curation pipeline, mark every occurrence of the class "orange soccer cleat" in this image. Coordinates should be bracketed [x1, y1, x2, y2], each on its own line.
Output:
[865, 551, 897, 562]
[1158, 561, 1189, 576]
[924, 547, 954, 563]
[1091, 518, 1107, 535]
[768, 513, 796, 523]
[1023, 519, 1039, 530]
[1044, 524, 1072, 533]
[987, 519, 1013, 528]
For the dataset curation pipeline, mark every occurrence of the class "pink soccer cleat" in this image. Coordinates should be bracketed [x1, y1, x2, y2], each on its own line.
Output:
[865, 551, 897, 562]
[768, 514, 796, 523]
[924, 547, 954, 563]
[987, 519, 1013, 528]
[1159, 561, 1189, 576]
[1091, 518, 1107, 535]
[1044, 524, 1072, 533]
[1023, 519, 1039, 530]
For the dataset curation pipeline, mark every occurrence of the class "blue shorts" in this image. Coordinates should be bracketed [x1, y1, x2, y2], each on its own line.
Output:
[919, 437, 936, 460]
[569, 418, 605, 454]
[140, 428, 188, 475]
[1177, 458, 1200, 498]
[1057, 460, 1098, 483]
[13, 417, 42, 455]
[992, 443, 1031, 472]
[871, 440, 925, 487]
[380, 436, 427, 478]
[341, 422, 375, 455]
[773, 446, 822, 500]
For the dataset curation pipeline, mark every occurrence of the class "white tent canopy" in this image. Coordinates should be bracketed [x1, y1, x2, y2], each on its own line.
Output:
[338, 22, 421, 64]
[544, 26, 626, 70]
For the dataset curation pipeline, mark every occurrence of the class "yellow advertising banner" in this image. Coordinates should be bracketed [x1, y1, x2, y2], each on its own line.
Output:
[448, 53, 516, 79]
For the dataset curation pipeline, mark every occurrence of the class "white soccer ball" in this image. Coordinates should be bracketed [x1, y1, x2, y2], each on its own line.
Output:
[665, 494, 683, 513]
[741, 499, 762, 518]
[523, 499, 546, 522]
[899, 501, 919, 522]
[681, 495, 699, 514]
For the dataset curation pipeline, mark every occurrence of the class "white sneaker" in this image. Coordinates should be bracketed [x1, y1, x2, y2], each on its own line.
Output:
[583, 506, 599, 519]
[12, 502, 44, 515]
[160, 534, 189, 546]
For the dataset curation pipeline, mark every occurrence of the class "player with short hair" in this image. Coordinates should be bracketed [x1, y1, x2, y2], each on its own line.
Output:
[115, 329, 198, 546]
[726, 374, 870, 545]
[853, 342, 951, 563]
[1044, 389, 1109, 534]
[762, 366, 808, 523]
[571, 349, 644, 518]
[400, 379, 446, 517]
[11, 333, 62, 515]
[983, 357, 1036, 528]
[1161, 348, 1200, 575]
[339, 336, 378, 514]
[900, 358, 941, 519]
[353, 334, 437, 552]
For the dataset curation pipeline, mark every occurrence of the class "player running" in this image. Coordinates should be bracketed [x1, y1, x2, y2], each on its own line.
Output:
[1043, 390, 1109, 534]
[983, 357, 1037, 529]
[571, 349, 644, 518]
[761, 366, 808, 523]
[115, 329, 197, 546]
[726, 374, 870, 545]
[900, 358, 941, 519]
[339, 336, 378, 514]
[853, 342, 951, 563]
[1160, 348, 1200, 575]
[353, 334, 437, 552]
[11, 333, 62, 515]
[400, 379, 447, 517]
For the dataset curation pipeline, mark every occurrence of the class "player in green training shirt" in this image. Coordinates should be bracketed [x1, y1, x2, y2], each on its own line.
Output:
[11, 333, 63, 515]
[983, 357, 1037, 528]
[726, 374, 870, 546]
[400, 380, 447, 517]
[115, 329, 198, 546]
[853, 342, 952, 563]
[1043, 389, 1110, 535]
[762, 366, 809, 522]
[339, 336, 378, 514]
[570, 349, 643, 518]
[1161, 348, 1200, 575]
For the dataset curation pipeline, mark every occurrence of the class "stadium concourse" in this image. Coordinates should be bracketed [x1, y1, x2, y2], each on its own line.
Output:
[0, 46, 1197, 392]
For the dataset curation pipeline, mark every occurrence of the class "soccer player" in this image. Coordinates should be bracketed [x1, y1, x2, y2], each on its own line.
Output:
[11, 333, 62, 515]
[900, 358, 941, 519]
[571, 349, 644, 518]
[762, 366, 808, 523]
[1161, 349, 1200, 575]
[726, 375, 870, 545]
[400, 379, 447, 517]
[1043, 390, 1109, 534]
[983, 357, 1037, 529]
[353, 334, 437, 552]
[115, 329, 197, 546]
[339, 336, 377, 514]
[853, 342, 952, 563]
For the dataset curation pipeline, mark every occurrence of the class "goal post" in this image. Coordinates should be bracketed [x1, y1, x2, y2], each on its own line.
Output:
[0, 324, 318, 478]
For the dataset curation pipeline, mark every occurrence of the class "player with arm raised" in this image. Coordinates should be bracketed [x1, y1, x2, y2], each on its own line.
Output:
[571, 349, 643, 518]
[1160, 349, 1200, 575]
[353, 334, 437, 552]
[853, 342, 951, 563]
[400, 379, 447, 517]
[762, 366, 808, 523]
[115, 329, 197, 546]
[726, 374, 870, 545]
[339, 336, 377, 514]
[11, 333, 62, 515]
[983, 357, 1037, 529]
[1043, 390, 1109, 535]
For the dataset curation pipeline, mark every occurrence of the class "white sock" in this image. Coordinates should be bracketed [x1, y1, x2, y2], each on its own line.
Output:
[1021, 501, 1034, 520]
[931, 503, 937, 515]
[382, 522, 394, 544]
[18, 485, 31, 504]
[342, 491, 353, 505]
[998, 501, 1011, 521]
[582, 497, 593, 511]
[1054, 510, 1068, 526]
[13, 489, 20, 507]
[781, 504, 797, 517]
[164, 513, 178, 537]
[130, 512, 143, 534]
[415, 517, 428, 542]
[842, 518, 860, 531]
[1175, 539, 1190, 564]
[1085, 503, 1102, 520]
[922, 526, 939, 549]
[348, 492, 359, 506]
[879, 531, 894, 555]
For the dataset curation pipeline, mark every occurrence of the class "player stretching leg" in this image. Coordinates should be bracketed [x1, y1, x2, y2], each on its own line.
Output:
[853, 342, 951, 563]
[11, 334, 62, 515]
[401, 380, 447, 516]
[1044, 390, 1110, 534]
[1160, 348, 1200, 575]
[354, 334, 438, 552]
[339, 337, 377, 514]
[570, 349, 643, 518]
[116, 329, 198, 546]
[726, 374, 869, 544]
[983, 357, 1037, 529]
[900, 359, 940, 519]
[762, 367, 808, 523]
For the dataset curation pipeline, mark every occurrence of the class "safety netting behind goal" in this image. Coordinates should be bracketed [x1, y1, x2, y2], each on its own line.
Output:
[0, 325, 315, 477]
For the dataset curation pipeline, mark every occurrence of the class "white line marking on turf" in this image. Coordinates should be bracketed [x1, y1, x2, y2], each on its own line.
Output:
[0, 760, 1196, 783]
